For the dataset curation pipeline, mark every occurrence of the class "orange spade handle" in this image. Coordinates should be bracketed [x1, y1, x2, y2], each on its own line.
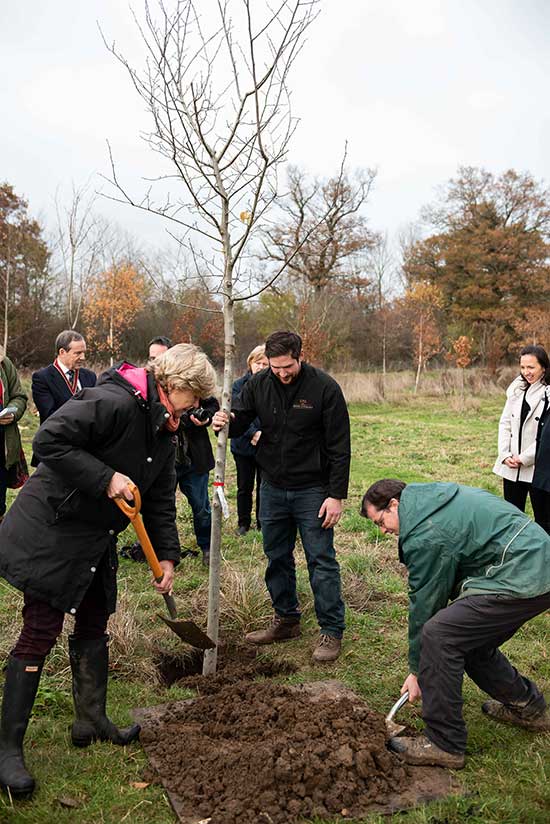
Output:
[113, 482, 164, 581]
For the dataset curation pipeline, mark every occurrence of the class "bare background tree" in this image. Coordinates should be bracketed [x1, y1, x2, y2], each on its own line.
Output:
[54, 183, 112, 328]
[266, 160, 378, 293]
[104, 0, 320, 673]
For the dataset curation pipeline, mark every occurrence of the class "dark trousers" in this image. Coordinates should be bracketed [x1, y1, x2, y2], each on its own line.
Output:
[0, 428, 7, 517]
[259, 480, 345, 638]
[0, 462, 7, 518]
[176, 465, 211, 552]
[12, 561, 110, 662]
[418, 592, 550, 754]
[233, 453, 262, 529]
[503, 478, 550, 535]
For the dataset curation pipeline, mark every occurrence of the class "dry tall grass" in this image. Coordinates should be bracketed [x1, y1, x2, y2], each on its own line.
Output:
[334, 366, 514, 404]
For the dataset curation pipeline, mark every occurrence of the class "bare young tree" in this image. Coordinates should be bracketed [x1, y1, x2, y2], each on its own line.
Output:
[103, 0, 320, 673]
[54, 182, 112, 328]
[364, 232, 397, 386]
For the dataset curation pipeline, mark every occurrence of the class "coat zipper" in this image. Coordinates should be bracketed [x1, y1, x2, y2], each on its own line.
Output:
[460, 518, 531, 593]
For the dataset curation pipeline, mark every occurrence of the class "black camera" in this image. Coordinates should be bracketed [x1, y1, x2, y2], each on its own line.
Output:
[186, 406, 211, 423]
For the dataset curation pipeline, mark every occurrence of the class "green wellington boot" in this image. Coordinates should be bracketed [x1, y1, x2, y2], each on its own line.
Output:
[69, 636, 140, 747]
[0, 656, 44, 797]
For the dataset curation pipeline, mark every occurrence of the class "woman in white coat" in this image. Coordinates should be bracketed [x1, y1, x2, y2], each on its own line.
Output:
[493, 345, 550, 533]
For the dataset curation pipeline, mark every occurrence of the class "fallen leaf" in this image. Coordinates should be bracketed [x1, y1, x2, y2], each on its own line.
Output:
[130, 781, 150, 789]
[57, 796, 82, 809]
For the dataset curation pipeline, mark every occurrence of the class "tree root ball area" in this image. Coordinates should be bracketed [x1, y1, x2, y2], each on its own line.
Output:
[138, 679, 411, 824]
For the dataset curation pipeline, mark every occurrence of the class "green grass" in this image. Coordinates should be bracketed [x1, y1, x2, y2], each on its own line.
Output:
[2, 394, 550, 823]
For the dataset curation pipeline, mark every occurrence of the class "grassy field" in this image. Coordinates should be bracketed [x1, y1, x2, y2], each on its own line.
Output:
[1, 392, 549, 823]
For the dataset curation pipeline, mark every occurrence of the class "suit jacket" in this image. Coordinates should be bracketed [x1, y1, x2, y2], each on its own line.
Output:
[32, 364, 97, 425]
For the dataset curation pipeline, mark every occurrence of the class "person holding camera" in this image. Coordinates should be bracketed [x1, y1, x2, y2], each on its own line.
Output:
[148, 337, 219, 567]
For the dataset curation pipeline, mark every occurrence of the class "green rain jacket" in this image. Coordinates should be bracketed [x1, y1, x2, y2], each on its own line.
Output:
[398, 482, 550, 673]
[0, 355, 27, 469]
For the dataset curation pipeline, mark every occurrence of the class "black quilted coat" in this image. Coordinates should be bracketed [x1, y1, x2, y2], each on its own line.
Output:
[0, 366, 180, 615]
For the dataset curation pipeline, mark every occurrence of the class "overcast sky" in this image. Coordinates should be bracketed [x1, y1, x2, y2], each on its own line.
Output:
[2, 0, 549, 252]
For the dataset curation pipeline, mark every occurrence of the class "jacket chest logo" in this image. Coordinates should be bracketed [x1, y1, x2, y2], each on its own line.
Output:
[292, 399, 314, 410]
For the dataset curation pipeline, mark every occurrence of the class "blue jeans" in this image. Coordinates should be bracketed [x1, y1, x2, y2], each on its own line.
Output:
[176, 465, 211, 553]
[259, 480, 345, 638]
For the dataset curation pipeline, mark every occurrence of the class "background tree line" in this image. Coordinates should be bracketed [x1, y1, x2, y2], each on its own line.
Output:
[2, 163, 550, 372]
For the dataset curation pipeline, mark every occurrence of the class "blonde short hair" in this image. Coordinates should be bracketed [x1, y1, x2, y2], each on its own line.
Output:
[247, 344, 266, 370]
[148, 343, 217, 398]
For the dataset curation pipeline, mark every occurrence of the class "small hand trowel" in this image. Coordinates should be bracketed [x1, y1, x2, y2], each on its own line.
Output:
[385, 690, 410, 737]
[115, 483, 215, 650]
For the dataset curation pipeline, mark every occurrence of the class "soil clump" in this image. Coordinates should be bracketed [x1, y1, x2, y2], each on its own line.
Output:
[140, 679, 409, 824]
[155, 642, 297, 691]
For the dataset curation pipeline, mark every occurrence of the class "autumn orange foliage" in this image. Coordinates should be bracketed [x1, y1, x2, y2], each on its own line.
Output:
[84, 263, 148, 362]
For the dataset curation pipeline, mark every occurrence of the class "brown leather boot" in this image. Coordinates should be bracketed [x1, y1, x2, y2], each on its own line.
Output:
[312, 634, 342, 663]
[389, 735, 465, 769]
[245, 616, 301, 645]
[482, 700, 550, 731]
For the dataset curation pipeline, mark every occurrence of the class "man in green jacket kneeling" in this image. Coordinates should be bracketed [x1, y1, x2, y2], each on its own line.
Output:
[361, 480, 550, 769]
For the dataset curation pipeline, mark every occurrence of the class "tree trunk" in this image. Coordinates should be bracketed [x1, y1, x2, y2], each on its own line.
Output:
[414, 315, 423, 394]
[203, 287, 235, 676]
[381, 312, 386, 399]
[203, 173, 234, 674]
[109, 306, 114, 367]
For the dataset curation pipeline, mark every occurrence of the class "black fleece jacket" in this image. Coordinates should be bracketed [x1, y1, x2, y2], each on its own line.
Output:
[229, 363, 350, 498]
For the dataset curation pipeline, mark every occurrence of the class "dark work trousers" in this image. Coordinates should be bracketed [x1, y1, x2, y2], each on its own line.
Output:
[233, 453, 262, 529]
[503, 478, 550, 535]
[259, 480, 345, 638]
[176, 464, 211, 553]
[11, 555, 110, 662]
[418, 592, 550, 754]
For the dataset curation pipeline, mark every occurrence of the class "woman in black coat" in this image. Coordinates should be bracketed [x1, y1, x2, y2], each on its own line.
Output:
[230, 345, 268, 535]
[0, 344, 216, 799]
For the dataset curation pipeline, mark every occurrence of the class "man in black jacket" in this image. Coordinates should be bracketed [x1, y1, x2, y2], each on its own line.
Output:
[148, 337, 220, 567]
[0, 344, 217, 799]
[32, 330, 97, 424]
[213, 331, 350, 663]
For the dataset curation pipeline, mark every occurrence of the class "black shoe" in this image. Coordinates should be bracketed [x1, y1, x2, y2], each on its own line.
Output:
[119, 542, 146, 563]
[236, 525, 249, 536]
[69, 636, 140, 747]
[0, 655, 44, 798]
[202, 550, 210, 568]
[181, 549, 200, 559]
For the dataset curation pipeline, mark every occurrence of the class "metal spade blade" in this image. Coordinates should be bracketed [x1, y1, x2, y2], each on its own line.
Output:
[157, 614, 217, 649]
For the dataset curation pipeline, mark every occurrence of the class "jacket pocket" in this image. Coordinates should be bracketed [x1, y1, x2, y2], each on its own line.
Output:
[54, 489, 80, 522]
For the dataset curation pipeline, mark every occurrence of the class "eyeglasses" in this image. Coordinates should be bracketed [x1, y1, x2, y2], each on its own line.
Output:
[372, 507, 389, 529]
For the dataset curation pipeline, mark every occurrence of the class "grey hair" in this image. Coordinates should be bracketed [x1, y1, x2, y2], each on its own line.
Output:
[55, 330, 84, 354]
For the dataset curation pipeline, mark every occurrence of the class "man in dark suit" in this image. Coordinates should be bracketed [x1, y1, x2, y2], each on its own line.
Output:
[32, 330, 96, 424]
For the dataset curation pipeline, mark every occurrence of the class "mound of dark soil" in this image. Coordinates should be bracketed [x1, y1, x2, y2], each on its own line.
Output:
[139, 679, 409, 824]
[155, 641, 297, 691]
